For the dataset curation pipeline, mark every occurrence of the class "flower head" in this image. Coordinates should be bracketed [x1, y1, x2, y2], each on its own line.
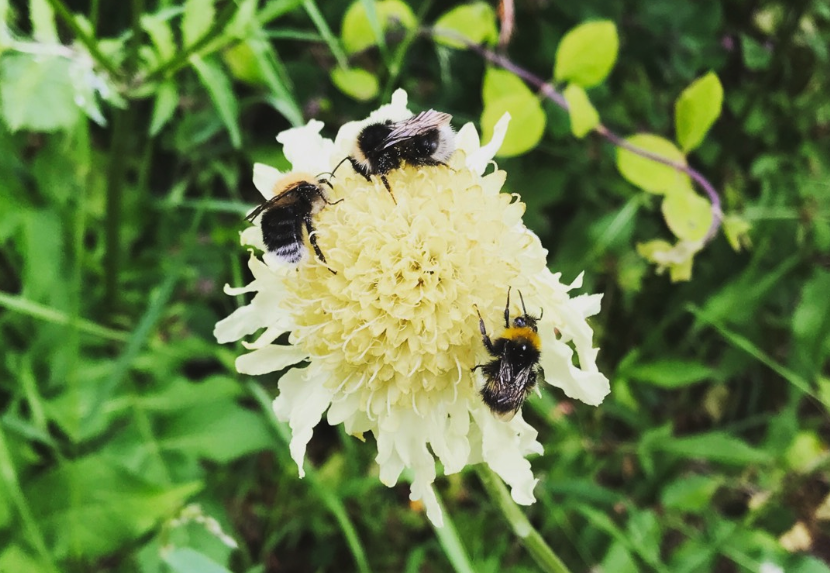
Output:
[215, 90, 610, 526]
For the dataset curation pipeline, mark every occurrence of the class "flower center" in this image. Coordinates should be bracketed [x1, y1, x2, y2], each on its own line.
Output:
[281, 155, 536, 415]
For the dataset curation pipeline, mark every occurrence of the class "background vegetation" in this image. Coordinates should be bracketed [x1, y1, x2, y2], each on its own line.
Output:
[1, 0, 829, 571]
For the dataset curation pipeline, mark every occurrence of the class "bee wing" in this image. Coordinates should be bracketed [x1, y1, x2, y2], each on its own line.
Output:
[499, 362, 537, 416]
[244, 188, 299, 222]
[380, 110, 452, 150]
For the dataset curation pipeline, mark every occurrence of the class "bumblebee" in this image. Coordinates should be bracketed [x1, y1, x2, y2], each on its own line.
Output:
[473, 288, 545, 421]
[343, 109, 455, 202]
[245, 172, 341, 272]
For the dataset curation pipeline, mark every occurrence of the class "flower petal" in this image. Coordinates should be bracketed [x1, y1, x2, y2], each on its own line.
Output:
[272, 366, 335, 478]
[276, 120, 336, 175]
[471, 405, 541, 505]
[540, 337, 610, 406]
[236, 344, 308, 375]
[253, 163, 281, 199]
[466, 112, 510, 174]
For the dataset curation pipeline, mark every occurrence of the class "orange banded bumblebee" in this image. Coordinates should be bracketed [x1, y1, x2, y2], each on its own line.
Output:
[474, 288, 544, 421]
[341, 109, 455, 202]
[246, 172, 341, 272]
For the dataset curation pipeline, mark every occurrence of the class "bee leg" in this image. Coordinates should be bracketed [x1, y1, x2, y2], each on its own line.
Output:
[304, 215, 336, 274]
[474, 304, 496, 355]
[380, 175, 398, 204]
[504, 286, 512, 328]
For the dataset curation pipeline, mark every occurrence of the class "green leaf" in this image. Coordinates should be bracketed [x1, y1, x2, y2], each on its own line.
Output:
[164, 548, 234, 573]
[482, 68, 528, 106]
[30, 0, 58, 42]
[481, 94, 546, 157]
[142, 14, 177, 61]
[26, 456, 200, 559]
[150, 81, 178, 136]
[654, 431, 772, 465]
[182, 0, 216, 47]
[637, 239, 700, 282]
[661, 475, 721, 512]
[245, 36, 303, 126]
[190, 56, 241, 148]
[554, 20, 619, 88]
[0, 54, 79, 132]
[740, 34, 772, 70]
[674, 72, 723, 152]
[331, 67, 379, 101]
[563, 84, 599, 138]
[433, 2, 498, 49]
[661, 186, 713, 242]
[792, 269, 830, 377]
[222, 41, 264, 85]
[626, 359, 715, 388]
[341, 0, 415, 54]
[785, 431, 825, 473]
[157, 402, 271, 463]
[722, 214, 752, 252]
[0, 545, 51, 573]
[616, 133, 690, 194]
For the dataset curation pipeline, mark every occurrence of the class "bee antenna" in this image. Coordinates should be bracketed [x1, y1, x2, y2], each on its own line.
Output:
[518, 290, 528, 316]
[331, 156, 351, 178]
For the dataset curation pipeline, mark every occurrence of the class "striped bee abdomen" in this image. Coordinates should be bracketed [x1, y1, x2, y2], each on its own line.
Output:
[260, 204, 306, 264]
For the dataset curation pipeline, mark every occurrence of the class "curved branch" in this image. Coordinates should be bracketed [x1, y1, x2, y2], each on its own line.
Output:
[427, 29, 723, 242]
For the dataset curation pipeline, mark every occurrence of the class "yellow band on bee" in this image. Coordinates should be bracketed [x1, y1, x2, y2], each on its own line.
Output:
[501, 327, 541, 351]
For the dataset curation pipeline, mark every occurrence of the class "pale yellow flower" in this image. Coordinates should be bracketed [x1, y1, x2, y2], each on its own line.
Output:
[215, 90, 610, 526]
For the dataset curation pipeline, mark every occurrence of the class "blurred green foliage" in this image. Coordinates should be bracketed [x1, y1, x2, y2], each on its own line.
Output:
[1, 0, 830, 572]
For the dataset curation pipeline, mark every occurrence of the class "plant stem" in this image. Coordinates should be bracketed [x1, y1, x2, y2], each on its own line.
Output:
[427, 29, 724, 242]
[103, 108, 129, 312]
[43, 0, 122, 78]
[474, 465, 573, 573]
[104, 0, 144, 311]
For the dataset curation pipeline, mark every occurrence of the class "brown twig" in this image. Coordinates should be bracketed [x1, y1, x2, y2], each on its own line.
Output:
[427, 28, 723, 242]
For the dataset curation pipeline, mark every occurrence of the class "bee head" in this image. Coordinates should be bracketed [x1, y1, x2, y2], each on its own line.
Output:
[513, 290, 543, 332]
[513, 314, 538, 332]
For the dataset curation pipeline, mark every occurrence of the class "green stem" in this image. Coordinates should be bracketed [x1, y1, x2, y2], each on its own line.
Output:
[474, 465, 573, 573]
[141, 1, 239, 84]
[43, 0, 122, 78]
[103, 108, 130, 313]
[302, 0, 349, 69]
[0, 426, 61, 573]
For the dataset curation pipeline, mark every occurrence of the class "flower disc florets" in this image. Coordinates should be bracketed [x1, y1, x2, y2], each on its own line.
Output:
[215, 90, 610, 526]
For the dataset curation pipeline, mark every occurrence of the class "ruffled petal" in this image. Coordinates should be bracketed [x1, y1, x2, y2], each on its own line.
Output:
[466, 112, 510, 174]
[471, 405, 541, 505]
[236, 344, 308, 375]
[253, 163, 281, 199]
[540, 336, 610, 406]
[276, 120, 336, 175]
[272, 366, 335, 478]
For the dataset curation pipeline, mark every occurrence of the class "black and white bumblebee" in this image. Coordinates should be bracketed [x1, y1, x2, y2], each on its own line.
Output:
[344, 109, 455, 202]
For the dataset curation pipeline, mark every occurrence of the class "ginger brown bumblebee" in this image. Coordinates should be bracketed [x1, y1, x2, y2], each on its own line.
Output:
[246, 172, 341, 272]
